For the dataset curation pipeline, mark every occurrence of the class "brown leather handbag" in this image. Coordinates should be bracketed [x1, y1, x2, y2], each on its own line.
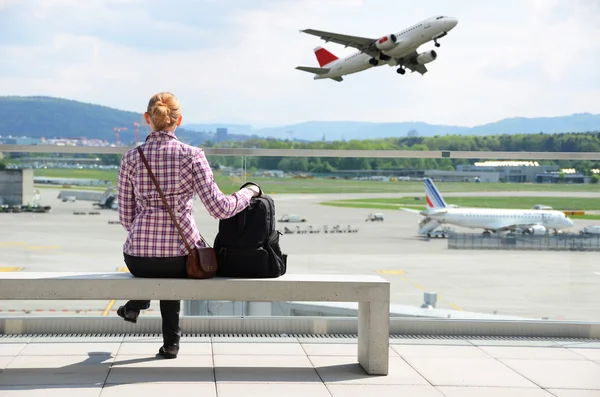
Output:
[137, 146, 217, 279]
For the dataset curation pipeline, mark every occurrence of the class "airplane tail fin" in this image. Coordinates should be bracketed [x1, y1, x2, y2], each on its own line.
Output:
[295, 66, 330, 75]
[424, 178, 447, 209]
[313, 46, 338, 67]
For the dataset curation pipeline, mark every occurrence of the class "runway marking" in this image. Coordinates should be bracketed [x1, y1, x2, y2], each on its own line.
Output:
[0, 267, 23, 272]
[26, 245, 61, 250]
[377, 269, 464, 311]
[376, 270, 405, 275]
[102, 300, 116, 317]
[117, 267, 129, 272]
[0, 242, 27, 246]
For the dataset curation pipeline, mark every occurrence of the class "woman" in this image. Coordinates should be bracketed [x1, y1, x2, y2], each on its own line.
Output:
[116, 92, 260, 359]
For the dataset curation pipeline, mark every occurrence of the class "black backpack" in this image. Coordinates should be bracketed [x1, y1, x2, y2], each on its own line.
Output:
[213, 183, 287, 278]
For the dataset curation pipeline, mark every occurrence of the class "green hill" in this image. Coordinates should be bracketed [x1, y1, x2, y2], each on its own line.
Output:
[0, 96, 210, 144]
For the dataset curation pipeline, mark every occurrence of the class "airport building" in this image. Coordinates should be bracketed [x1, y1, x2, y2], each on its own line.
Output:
[456, 161, 560, 183]
[424, 170, 500, 183]
[0, 169, 34, 205]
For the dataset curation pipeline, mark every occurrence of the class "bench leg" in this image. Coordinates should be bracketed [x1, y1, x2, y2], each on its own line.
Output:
[358, 300, 390, 375]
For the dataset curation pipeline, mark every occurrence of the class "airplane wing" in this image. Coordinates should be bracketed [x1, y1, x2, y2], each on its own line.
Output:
[300, 29, 379, 57]
[399, 207, 422, 214]
[401, 50, 429, 75]
[486, 220, 541, 232]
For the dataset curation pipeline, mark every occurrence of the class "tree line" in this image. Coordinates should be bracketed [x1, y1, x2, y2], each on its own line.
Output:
[204, 132, 600, 175]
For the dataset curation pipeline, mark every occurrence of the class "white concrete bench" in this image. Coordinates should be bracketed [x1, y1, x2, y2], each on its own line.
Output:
[0, 272, 390, 375]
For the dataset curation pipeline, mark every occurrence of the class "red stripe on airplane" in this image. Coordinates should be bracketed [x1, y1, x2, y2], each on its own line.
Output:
[426, 195, 434, 208]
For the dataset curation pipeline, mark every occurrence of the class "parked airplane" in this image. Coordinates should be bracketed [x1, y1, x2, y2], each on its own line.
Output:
[416, 178, 574, 236]
[296, 15, 458, 82]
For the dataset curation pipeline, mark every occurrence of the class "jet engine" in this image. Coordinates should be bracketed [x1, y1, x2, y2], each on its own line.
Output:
[375, 34, 397, 51]
[415, 50, 437, 65]
[524, 225, 546, 235]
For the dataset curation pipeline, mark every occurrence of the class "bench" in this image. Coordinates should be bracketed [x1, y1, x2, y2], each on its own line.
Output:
[0, 272, 390, 375]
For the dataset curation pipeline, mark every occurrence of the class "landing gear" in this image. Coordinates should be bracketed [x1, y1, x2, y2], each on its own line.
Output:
[379, 52, 391, 61]
[396, 67, 405, 75]
[369, 58, 379, 66]
[482, 230, 492, 237]
[434, 40, 440, 47]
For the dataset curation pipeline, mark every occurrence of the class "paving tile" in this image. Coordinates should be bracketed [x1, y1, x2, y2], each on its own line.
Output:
[546, 390, 600, 397]
[328, 384, 445, 396]
[301, 343, 398, 357]
[213, 342, 305, 356]
[467, 339, 559, 348]
[436, 386, 554, 396]
[211, 336, 298, 343]
[217, 383, 331, 397]
[310, 356, 429, 385]
[117, 342, 212, 356]
[0, 355, 113, 386]
[501, 359, 600, 389]
[0, 357, 14, 370]
[479, 346, 587, 360]
[392, 345, 493, 359]
[214, 354, 321, 383]
[19, 343, 121, 356]
[105, 355, 214, 384]
[100, 382, 217, 396]
[403, 356, 537, 388]
[569, 349, 600, 361]
[296, 337, 357, 344]
[121, 336, 163, 343]
[0, 344, 25, 356]
[0, 386, 102, 396]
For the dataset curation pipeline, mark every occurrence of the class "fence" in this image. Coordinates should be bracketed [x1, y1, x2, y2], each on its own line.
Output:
[448, 233, 600, 251]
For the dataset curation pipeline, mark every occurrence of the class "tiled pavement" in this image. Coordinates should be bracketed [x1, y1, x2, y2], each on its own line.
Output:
[0, 335, 599, 396]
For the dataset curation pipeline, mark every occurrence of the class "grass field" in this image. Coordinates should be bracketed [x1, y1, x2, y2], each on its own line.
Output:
[34, 169, 600, 195]
[320, 197, 600, 220]
[322, 197, 600, 210]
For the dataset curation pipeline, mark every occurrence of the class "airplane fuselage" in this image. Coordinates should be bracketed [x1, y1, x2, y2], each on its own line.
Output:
[425, 208, 574, 232]
[315, 16, 457, 80]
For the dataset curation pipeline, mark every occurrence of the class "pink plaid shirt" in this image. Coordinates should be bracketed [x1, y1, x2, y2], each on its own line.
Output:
[117, 130, 253, 257]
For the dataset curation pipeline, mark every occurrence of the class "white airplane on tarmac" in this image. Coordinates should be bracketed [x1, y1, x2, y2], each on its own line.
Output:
[296, 15, 458, 82]
[415, 178, 574, 236]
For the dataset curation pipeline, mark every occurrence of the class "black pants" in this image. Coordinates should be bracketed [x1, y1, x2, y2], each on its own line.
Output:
[123, 253, 187, 346]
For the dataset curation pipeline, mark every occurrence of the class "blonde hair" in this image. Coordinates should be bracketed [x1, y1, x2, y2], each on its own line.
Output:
[146, 92, 181, 131]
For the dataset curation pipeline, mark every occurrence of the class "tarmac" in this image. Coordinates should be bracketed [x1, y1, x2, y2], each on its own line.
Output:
[0, 187, 599, 322]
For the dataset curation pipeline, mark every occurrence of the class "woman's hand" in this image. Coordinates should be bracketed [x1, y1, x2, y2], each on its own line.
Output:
[246, 185, 261, 197]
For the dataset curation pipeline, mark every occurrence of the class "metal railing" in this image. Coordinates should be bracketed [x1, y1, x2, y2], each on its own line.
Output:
[448, 233, 600, 251]
[2, 144, 600, 338]
[2, 144, 600, 159]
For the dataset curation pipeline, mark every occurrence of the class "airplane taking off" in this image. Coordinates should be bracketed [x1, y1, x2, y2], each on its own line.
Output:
[416, 178, 574, 236]
[296, 15, 458, 82]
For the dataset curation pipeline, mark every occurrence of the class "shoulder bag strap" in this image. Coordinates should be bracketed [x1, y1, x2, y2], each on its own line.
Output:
[136, 146, 209, 251]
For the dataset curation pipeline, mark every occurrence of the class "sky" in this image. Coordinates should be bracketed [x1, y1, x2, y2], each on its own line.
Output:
[0, 0, 599, 128]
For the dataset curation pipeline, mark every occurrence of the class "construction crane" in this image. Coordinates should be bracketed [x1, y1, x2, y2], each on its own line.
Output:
[133, 122, 140, 144]
[113, 127, 127, 146]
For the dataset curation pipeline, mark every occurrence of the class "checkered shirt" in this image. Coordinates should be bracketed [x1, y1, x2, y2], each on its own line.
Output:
[117, 130, 253, 257]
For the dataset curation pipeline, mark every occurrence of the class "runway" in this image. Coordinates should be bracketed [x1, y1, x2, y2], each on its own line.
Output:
[0, 188, 598, 322]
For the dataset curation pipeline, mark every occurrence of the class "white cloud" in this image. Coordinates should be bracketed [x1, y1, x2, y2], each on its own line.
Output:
[0, 0, 599, 128]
